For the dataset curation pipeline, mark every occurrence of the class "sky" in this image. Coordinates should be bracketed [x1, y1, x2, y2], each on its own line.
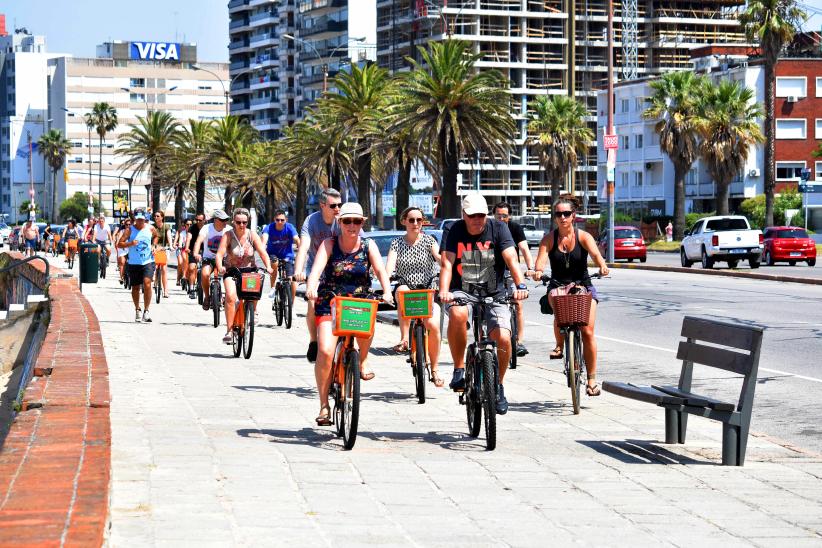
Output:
[2, 0, 230, 62]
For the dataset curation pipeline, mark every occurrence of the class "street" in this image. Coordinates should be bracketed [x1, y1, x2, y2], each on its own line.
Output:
[638, 250, 822, 279]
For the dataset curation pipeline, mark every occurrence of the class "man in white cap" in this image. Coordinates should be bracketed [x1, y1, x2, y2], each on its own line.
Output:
[118, 210, 159, 322]
[192, 209, 230, 310]
[439, 192, 529, 415]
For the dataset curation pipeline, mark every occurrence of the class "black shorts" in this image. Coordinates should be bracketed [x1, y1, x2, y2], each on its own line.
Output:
[127, 262, 156, 286]
[201, 258, 216, 268]
[270, 256, 295, 277]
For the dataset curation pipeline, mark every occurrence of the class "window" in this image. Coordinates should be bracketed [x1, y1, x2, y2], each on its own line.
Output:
[686, 169, 697, 185]
[775, 77, 806, 98]
[816, 119, 822, 139]
[620, 172, 628, 187]
[816, 161, 822, 181]
[621, 135, 629, 150]
[776, 162, 805, 180]
[633, 172, 643, 186]
[129, 78, 146, 88]
[817, 77, 822, 98]
[634, 97, 643, 111]
[130, 93, 146, 102]
[621, 98, 630, 113]
[635, 134, 643, 148]
[775, 119, 806, 139]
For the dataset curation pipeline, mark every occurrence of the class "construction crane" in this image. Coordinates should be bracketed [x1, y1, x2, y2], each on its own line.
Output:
[622, 0, 639, 80]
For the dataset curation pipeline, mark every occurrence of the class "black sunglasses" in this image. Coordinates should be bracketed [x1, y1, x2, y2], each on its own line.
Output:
[341, 218, 363, 226]
[234, 220, 248, 225]
[274, 219, 286, 223]
[406, 217, 424, 224]
[326, 203, 342, 209]
[554, 210, 574, 218]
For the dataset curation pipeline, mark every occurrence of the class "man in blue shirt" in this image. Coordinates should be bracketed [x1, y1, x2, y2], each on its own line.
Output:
[262, 209, 300, 301]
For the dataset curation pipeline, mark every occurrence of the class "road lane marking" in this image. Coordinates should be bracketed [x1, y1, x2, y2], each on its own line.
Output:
[525, 320, 822, 384]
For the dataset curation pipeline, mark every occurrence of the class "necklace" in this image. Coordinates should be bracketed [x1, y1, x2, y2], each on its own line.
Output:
[559, 232, 573, 269]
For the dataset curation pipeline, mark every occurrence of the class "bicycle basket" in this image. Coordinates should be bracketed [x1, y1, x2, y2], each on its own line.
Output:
[553, 291, 592, 326]
[397, 289, 435, 319]
[331, 296, 378, 338]
[154, 249, 168, 265]
[238, 272, 263, 300]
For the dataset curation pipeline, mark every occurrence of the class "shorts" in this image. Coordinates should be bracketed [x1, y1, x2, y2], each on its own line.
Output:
[201, 257, 216, 268]
[127, 262, 156, 286]
[445, 290, 511, 334]
[25, 239, 37, 249]
[117, 247, 128, 258]
[270, 256, 295, 277]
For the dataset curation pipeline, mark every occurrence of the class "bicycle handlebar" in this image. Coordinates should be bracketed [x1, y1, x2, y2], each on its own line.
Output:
[540, 272, 604, 285]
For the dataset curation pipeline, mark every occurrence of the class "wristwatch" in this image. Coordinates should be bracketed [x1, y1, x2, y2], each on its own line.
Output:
[516, 283, 527, 290]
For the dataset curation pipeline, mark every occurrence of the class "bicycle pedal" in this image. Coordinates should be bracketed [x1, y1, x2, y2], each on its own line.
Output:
[458, 394, 465, 405]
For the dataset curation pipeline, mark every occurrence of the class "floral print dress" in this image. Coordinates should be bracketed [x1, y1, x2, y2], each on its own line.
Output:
[315, 237, 372, 317]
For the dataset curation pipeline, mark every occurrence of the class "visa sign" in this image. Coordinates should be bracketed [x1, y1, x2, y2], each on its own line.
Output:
[130, 42, 181, 61]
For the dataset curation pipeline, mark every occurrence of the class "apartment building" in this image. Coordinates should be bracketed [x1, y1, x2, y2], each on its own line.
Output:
[376, 0, 746, 214]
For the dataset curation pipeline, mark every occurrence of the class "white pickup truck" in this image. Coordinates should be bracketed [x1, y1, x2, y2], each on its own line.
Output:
[680, 215, 763, 269]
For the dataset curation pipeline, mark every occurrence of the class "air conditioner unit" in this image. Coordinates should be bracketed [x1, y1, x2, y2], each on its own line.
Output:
[786, 95, 798, 103]
[645, 162, 653, 170]
[748, 168, 761, 177]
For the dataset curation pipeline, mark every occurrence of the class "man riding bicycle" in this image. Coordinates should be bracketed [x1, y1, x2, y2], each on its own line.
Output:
[439, 193, 529, 415]
[262, 209, 300, 302]
[93, 215, 113, 265]
[186, 214, 205, 298]
[192, 210, 230, 311]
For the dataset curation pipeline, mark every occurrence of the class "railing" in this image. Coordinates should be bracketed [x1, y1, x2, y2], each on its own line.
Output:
[0, 255, 51, 288]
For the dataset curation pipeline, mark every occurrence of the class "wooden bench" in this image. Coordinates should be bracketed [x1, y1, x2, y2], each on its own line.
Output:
[602, 316, 764, 466]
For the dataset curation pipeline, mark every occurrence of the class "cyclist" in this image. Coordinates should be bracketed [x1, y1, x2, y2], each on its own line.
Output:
[192, 210, 230, 310]
[114, 218, 132, 284]
[43, 224, 53, 253]
[93, 215, 113, 267]
[118, 211, 159, 322]
[174, 219, 191, 287]
[152, 211, 173, 298]
[493, 201, 535, 358]
[61, 220, 81, 264]
[261, 209, 300, 302]
[385, 206, 444, 387]
[305, 202, 393, 426]
[532, 195, 609, 397]
[186, 214, 206, 298]
[439, 193, 529, 415]
[215, 208, 273, 344]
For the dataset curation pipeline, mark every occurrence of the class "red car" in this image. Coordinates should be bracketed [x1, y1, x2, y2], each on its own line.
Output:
[597, 225, 647, 262]
[762, 226, 817, 266]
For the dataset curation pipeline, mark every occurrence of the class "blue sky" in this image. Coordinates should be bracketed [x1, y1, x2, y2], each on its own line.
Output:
[3, 0, 230, 62]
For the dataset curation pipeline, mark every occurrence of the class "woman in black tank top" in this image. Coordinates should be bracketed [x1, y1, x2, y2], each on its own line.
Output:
[532, 196, 609, 396]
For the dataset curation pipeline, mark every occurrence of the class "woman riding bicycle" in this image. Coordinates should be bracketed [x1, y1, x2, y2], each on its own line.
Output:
[153, 211, 173, 298]
[61, 220, 81, 263]
[114, 217, 132, 284]
[305, 202, 393, 426]
[532, 195, 609, 396]
[215, 208, 273, 344]
[174, 219, 192, 287]
[385, 206, 444, 387]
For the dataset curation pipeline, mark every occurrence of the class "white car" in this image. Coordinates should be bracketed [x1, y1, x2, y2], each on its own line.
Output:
[680, 215, 763, 269]
[0, 223, 11, 246]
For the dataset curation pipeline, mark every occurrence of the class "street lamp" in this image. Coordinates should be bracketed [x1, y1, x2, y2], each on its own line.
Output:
[192, 64, 244, 117]
[283, 34, 366, 93]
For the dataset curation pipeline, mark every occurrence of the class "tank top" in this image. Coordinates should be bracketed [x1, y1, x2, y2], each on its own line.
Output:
[315, 237, 372, 314]
[65, 227, 79, 240]
[225, 229, 255, 269]
[156, 223, 171, 247]
[548, 228, 591, 288]
[203, 223, 227, 259]
[127, 225, 155, 265]
[94, 225, 109, 242]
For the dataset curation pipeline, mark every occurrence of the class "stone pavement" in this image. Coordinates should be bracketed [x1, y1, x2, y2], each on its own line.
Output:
[82, 273, 822, 547]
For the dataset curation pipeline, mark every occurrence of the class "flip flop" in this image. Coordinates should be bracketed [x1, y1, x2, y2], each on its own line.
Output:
[360, 369, 376, 381]
[586, 383, 601, 397]
[392, 341, 409, 353]
[430, 370, 444, 387]
[549, 346, 563, 360]
[315, 405, 332, 426]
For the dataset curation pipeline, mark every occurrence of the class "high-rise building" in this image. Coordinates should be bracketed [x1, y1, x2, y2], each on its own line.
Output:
[376, 0, 746, 215]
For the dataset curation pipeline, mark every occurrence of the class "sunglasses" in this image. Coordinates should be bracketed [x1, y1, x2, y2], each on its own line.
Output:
[406, 218, 424, 224]
[495, 213, 509, 219]
[274, 219, 286, 223]
[234, 220, 248, 225]
[554, 210, 574, 218]
[341, 218, 363, 226]
[325, 203, 342, 210]
[196, 218, 205, 222]
[466, 213, 486, 219]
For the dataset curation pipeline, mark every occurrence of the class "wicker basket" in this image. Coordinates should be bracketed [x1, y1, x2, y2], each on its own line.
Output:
[554, 292, 592, 326]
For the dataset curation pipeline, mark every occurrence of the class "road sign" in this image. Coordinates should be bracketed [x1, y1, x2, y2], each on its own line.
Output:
[798, 183, 822, 193]
[604, 134, 619, 150]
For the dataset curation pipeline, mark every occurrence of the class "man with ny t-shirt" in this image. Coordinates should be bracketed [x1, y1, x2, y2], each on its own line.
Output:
[439, 193, 529, 415]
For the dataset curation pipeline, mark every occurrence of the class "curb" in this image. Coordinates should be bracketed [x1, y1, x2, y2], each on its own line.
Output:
[606, 261, 822, 286]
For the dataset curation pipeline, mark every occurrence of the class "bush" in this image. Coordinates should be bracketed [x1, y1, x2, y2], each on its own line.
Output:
[740, 190, 804, 228]
[685, 211, 715, 229]
[59, 192, 103, 222]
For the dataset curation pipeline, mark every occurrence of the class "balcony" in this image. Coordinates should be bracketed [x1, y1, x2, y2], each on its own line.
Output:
[250, 73, 277, 89]
[300, 72, 332, 86]
[299, 45, 348, 62]
[229, 0, 249, 10]
[299, 0, 344, 14]
[301, 16, 346, 38]
[250, 10, 278, 24]
[251, 52, 278, 67]
[250, 32, 278, 48]
[250, 96, 279, 109]
[230, 60, 250, 71]
[730, 181, 745, 195]
[229, 39, 250, 50]
[230, 18, 250, 30]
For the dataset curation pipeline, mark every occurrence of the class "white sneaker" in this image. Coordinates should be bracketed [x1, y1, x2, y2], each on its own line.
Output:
[135, 309, 141, 322]
[142, 310, 152, 323]
[268, 288, 276, 299]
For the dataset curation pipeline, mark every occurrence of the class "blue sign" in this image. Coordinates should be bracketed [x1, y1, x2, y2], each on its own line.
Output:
[798, 183, 822, 193]
[130, 42, 181, 61]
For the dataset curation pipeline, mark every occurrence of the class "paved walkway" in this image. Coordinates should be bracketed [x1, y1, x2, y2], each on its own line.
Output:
[82, 273, 822, 547]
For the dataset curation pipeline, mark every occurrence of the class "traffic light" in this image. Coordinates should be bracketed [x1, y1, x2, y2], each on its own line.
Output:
[64, 168, 69, 182]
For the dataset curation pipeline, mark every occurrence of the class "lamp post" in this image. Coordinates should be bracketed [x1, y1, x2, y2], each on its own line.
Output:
[283, 34, 366, 93]
[192, 64, 243, 117]
[606, 0, 615, 264]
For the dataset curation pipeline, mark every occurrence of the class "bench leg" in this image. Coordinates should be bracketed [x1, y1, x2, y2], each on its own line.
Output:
[665, 409, 679, 444]
[722, 423, 740, 466]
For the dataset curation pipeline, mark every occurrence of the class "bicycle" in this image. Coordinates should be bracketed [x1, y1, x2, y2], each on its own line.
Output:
[51, 235, 61, 257]
[505, 275, 520, 371]
[394, 276, 437, 404]
[210, 269, 222, 328]
[98, 243, 109, 280]
[272, 260, 294, 329]
[65, 238, 78, 269]
[226, 267, 264, 359]
[196, 261, 204, 305]
[153, 247, 169, 304]
[320, 290, 381, 450]
[540, 272, 603, 415]
[451, 283, 514, 451]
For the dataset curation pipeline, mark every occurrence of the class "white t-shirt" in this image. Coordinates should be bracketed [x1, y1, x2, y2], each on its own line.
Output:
[203, 223, 228, 259]
[94, 225, 110, 242]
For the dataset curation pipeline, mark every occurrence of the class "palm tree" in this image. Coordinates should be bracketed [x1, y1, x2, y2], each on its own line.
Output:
[740, 0, 806, 226]
[324, 63, 391, 221]
[37, 129, 72, 222]
[291, 107, 355, 195]
[209, 116, 257, 211]
[526, 95, 594, 208]
[84, 102, 118, 209]
[642, 71, 705, 240]
[695, 81, 764, 215]
[176, 119, 215, 215]
[117, 111, 181, 212]
[389, 39, 515, 218]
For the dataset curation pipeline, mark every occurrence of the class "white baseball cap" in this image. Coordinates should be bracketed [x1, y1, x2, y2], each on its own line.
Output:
[462, 193, 488, 216]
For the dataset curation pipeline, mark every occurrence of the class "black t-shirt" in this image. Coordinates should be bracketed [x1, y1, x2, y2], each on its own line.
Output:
[188, 223, 201, 253]
[444, 218, 515, 293]
[507, 221, 526, 246]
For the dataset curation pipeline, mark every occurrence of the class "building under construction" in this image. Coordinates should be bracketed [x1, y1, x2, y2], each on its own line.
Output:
[376, 0, 746, 214]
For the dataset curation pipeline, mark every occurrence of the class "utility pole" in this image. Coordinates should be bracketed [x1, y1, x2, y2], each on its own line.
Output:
[606, 0, 615, 263]
[567, 0, 576, 196]
[27, 131, 35, 221]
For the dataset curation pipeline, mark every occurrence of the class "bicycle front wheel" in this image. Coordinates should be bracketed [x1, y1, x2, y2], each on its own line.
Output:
[232, 327, 242, 358]
[154, 272, 161, 304]
[465, 353, 481, 438]
[509, 303, 518, 370]
[480, 351, 497, 450]
[566, 330, 581, 415]
[274, 284, 284, 326]
[284, 285, 293, 329]
[413, 322, 426, 404]
[243, 301, 255, 359]
[211, 283, 221, 328]
[342, 349, 361, 450]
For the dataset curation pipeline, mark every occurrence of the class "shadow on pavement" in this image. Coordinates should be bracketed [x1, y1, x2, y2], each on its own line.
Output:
[232, 385, 317, 399]
[358, 430, 488, 451]
[237, 427, 339, 450]
[578, 439, 709, 465]
[362, 391, 417, 403]
[172, 350, 233, 359]
[507, 400, 568, 415]
[268, 354, 309, 359]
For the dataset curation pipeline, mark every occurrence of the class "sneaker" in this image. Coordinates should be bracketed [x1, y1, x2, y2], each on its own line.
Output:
[135, 309, 142, 322]
[449, 368, 466, 391]
[222, 333, 233, 345]
[496, 384, 508, 415]
[268, 288, 277, 299]
[516, 343, 529, 357]
[306, 341, 318, 362]
[142, 310, 152, 323]
[188, 290, 196, 300]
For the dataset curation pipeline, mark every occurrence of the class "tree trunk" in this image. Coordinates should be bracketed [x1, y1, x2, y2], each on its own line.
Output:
[715, 176, 730, 216]
[328, 158, 341, 191]
[51, 168, 58, 223]
[439, 128, 460, 218]
[357, 151, 372, 220]
[550, 169, 561, 209]
[763, 61, 775, 227]
[673, 164, 687, 241]
[98, 135, 103, 214]
[196, 168, 206, 215]
[242, 188, 253, 209]
[375, 179, 384, 230]
[151, 165, 161, 214]
[331, 166, 341, 192]
[395, 149, 411, 227]
[174, 184, 184, 227]
[265, 182, 276, 223]
[295, 171, 307, 230]
[224, 185, 233, 212]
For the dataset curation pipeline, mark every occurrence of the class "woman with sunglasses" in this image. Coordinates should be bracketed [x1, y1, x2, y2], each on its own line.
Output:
[532, 195, 610, 396]
[385, 206, 444, 387]
[153, 211, 173, 298]
[215, 208, 273, 344]
[305, 202, 393, 426]
[174, 220, 192, 287]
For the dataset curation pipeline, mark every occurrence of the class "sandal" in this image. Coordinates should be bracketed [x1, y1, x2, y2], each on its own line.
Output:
[586, 383, 601, 397]
[392, 341, 409, 353]
[360, 369, 376, 381]
[315, 405, 332, 426]
[430, 370, 444, 388]
[549, 346, 563, 360]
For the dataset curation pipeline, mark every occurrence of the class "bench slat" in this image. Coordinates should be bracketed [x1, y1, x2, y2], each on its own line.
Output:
[652, 385, 737, 412]
[681, 316, 762, 352]
[676, 341, 753, 376]
[602, 381, 686, 406]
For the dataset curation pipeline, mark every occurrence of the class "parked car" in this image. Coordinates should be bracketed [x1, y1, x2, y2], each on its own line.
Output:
[681, 215, 763, 269]
[0, 223, 11, 247]
[521, 224, 544, 247]
[762, 226, 816, 267]
[435, 218, 461, 232]
[597, 226, 647, 262]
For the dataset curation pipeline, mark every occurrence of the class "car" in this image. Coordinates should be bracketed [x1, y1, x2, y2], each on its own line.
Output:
[0, 223, 11, 247]
[435, 218, 461, 232]
[680, 215, 763, 269]
[597, 226, 647, 262]
[520, 224, 544, 247]
[762, 226, 816, 267]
